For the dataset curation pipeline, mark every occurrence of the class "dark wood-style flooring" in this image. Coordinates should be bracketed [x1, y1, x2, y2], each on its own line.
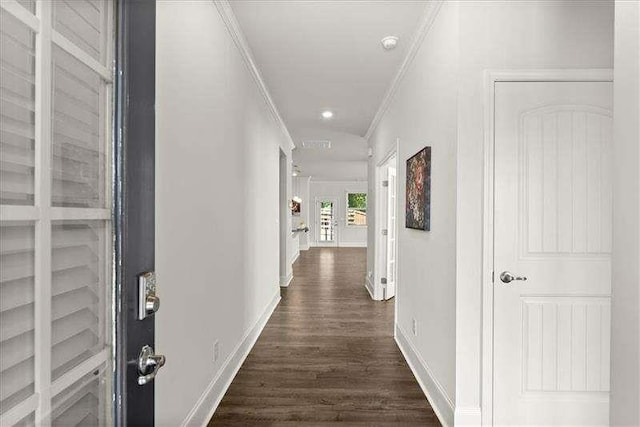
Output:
[209, 247, 439, 426]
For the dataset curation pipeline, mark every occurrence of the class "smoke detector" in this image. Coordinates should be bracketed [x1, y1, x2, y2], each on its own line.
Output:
[381, 36, 399, 50]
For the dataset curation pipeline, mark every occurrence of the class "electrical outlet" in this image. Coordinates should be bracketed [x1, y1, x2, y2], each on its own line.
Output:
[412, 318, 418, 336]
[368, 270, 373, 279]
[213, 341, 220, 362]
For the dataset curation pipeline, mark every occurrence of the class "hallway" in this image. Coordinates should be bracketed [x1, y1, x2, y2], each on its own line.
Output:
[209, 248, 439, 425]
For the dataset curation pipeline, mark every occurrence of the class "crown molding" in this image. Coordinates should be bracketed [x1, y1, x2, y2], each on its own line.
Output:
[214, 0, 296, 151]
[363, 0, 444, 141]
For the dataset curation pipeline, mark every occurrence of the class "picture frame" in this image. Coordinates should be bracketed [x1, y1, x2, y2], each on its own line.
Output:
[405, 146, 431, 231]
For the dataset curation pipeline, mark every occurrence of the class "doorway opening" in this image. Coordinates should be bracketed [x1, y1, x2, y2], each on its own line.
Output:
[375, 147, 398, 301]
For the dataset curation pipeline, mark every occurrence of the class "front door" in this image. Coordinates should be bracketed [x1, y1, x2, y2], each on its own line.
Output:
[114, 0, 160, 425]
[493, 81, 613, 425]
[317, 198, 338, 247]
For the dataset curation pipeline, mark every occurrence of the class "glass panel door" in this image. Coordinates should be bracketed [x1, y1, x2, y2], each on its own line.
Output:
[318, 199, 336, 244]
[0, 1, 114, 425]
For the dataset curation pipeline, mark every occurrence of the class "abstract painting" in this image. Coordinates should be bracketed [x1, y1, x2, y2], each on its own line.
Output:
[405, 146, 431, 230]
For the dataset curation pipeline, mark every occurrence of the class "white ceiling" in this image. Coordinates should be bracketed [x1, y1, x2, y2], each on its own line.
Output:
[231, 1, 426, 180]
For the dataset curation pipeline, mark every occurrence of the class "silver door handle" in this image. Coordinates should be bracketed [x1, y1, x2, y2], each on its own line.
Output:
[500, 271, 527, 284]
[137, 345, 166, 385]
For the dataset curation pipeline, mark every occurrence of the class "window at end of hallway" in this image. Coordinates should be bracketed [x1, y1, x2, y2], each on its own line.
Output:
[346, 192, 367, 226]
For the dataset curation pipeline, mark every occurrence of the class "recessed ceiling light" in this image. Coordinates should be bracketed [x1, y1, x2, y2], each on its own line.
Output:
[321, 110, 334, 119]
[381, 36, 399, 50]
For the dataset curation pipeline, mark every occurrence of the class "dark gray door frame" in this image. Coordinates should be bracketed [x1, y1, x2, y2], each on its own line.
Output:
[113, 0, 156, 425]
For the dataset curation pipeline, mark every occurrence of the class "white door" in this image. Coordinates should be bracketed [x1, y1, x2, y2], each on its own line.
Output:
[384, 166, 397, 300]
[316, 198, 338, 247]
[493, 81, 612, 425]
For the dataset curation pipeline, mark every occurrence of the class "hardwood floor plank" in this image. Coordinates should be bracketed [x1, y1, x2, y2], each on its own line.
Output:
[208, 247, 439, 426]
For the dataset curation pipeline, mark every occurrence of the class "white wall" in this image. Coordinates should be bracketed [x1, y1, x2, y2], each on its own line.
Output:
[310, 181, 368, 247]
[366, 1, 614, 424]
[155, 2, 291, 424]
[366, 2, 459, 423]
[611, 1, 640, 424]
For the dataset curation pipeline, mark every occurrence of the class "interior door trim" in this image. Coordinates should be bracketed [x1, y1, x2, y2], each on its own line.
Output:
[480, 69, 614, 426]
[374, 142, 398, 302]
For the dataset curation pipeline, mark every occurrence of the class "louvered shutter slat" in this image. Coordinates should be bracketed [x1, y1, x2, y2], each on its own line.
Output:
[52, 268, 98, 297]
[53, 391, 99, 427]
[15, 0, 35, 14]
[1, 149, 36, 169]
[53, 0, 104, 64]
[0, 359, 34, 403]
[52, 367, 102, 427]
[0, 278, 34, 312]
[0, 305, 34, 345]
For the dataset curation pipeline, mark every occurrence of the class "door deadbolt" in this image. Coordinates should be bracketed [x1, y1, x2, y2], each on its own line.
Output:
[138, 272, 160, 320]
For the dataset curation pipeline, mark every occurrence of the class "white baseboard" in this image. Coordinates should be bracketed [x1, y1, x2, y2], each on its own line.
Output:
[395, 324, 455, 427]
[365, 276, 375, 299]
[182, 291, 281, 427]
[365, 276, 382, 301]
[454, 406, 482, 425]
[309, 242, 368, 248]
[300, 242, 310, 251]
[279, 271, 293, 287]
[338, 241, 367, 248]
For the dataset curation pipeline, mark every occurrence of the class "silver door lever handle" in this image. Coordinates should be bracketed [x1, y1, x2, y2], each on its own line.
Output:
[137, 345, 166, 386]
[500, 271, 527, 284]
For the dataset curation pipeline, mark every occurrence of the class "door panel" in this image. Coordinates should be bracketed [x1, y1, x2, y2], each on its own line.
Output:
[493, 81, 612, 425]
[385, 166, 397, 300]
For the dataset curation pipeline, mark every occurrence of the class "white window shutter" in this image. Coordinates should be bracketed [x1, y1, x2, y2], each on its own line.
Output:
[0, 223, 35, 413]
[51, 221, 105, 382]
[1, 0, 113, 423]
[51, 46, 105, 209]
[0, 9, 36, 206]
